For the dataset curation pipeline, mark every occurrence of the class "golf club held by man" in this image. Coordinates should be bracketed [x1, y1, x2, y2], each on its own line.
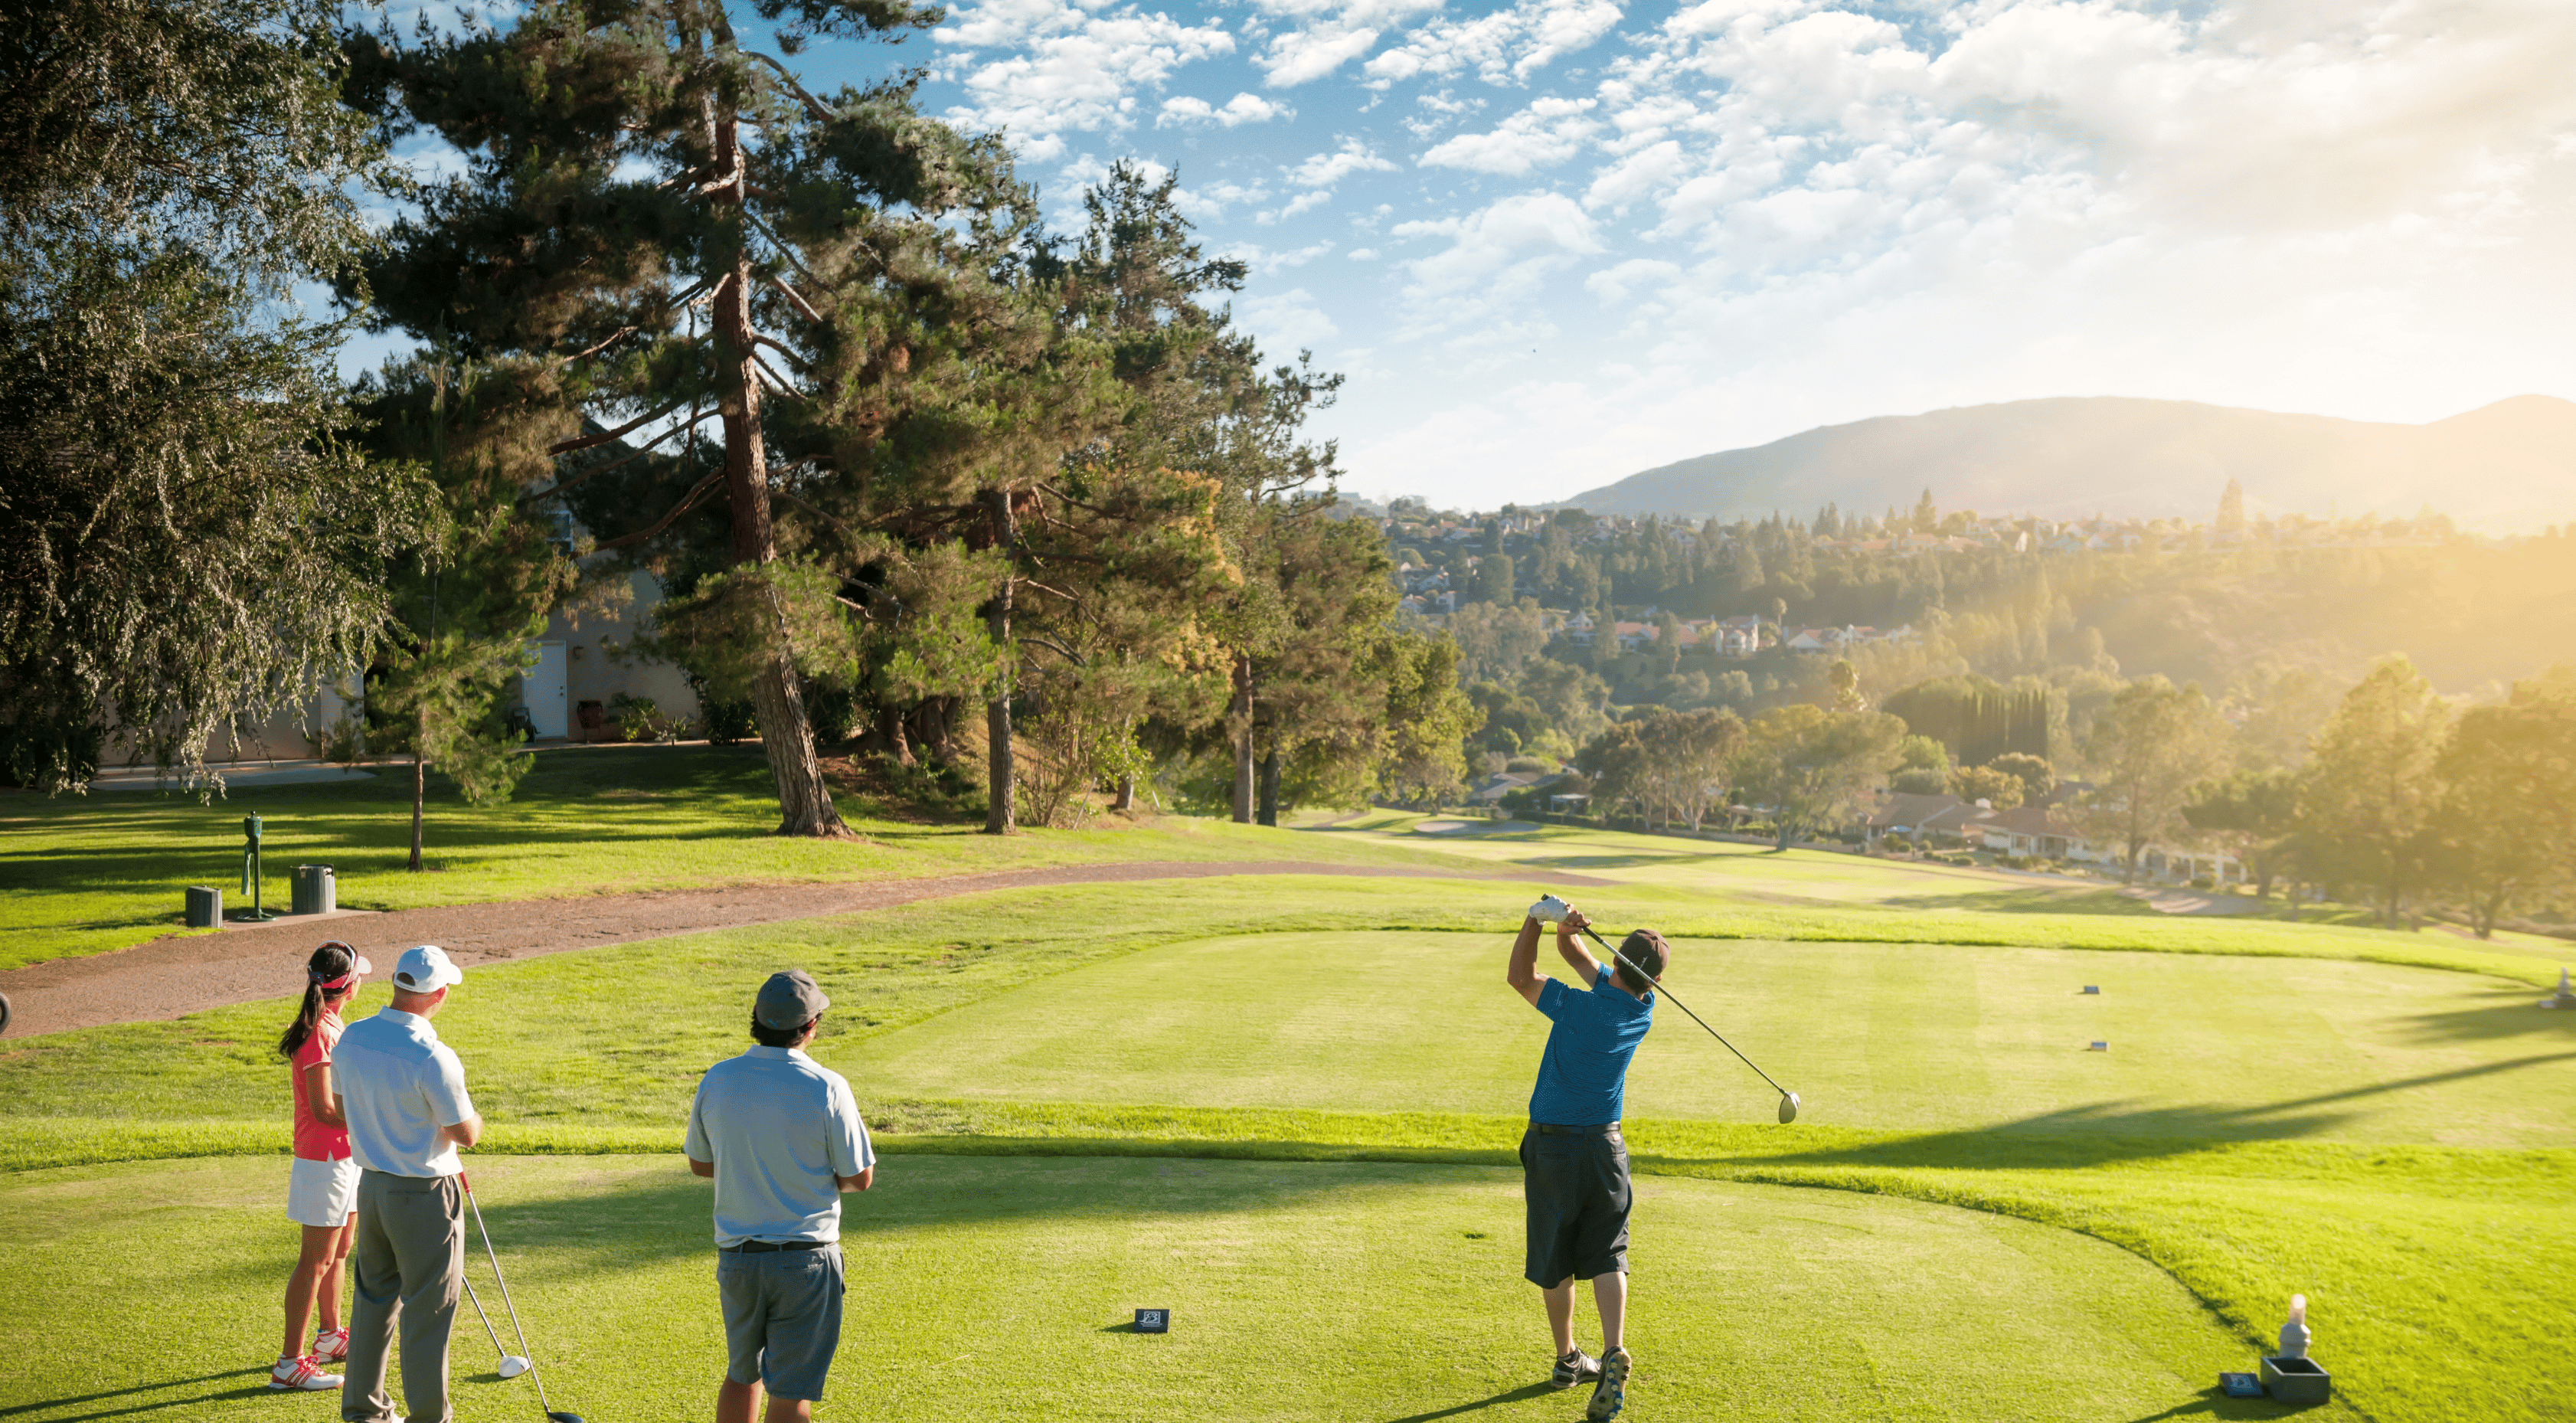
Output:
[1509, 896, 1667, 1421]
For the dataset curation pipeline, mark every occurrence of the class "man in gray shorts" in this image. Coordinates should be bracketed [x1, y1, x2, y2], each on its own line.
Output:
[686, 970, 875, 1423]
[1507, 901, 1662, 1421]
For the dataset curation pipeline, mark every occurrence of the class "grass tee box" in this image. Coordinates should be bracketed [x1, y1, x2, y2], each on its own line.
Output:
[0, 1153, 2295, 1423]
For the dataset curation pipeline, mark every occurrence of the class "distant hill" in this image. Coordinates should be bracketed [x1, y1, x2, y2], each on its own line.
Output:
[1561, 395, 2576, 533]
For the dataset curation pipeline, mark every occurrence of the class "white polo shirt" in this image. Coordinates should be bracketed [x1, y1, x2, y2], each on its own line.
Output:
[332, 1006, 476, 1178]
[685, 1046, 874, 1248]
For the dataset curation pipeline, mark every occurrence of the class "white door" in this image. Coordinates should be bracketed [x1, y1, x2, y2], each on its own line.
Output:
[525, 641, 569, 738]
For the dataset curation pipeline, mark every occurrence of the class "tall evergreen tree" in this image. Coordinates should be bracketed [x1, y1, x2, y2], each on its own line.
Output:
[345, 0, 1048, 837]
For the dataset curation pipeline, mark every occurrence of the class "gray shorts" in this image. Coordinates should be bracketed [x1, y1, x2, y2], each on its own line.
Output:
[1521, 1124, 1632, 1287]
[718, 1245, 845, 1401]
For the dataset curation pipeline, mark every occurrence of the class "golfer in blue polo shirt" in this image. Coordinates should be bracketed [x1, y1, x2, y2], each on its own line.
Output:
[1507, 898, 1664, 1421]
[686, 970, 874, 1423]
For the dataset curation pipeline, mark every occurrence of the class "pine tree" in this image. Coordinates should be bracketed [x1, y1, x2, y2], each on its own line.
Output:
[345, 0, 1048, 837]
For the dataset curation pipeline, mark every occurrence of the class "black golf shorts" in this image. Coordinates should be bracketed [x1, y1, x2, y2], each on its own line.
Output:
[1520, 1123, 1632, 1287]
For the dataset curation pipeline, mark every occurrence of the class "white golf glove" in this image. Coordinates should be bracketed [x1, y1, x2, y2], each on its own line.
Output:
[1528, 895, 1573, 924]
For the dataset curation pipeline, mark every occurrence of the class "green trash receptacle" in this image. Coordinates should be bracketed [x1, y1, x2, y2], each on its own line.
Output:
[185, 885, 223, 927]
[291, 865, 335, 916]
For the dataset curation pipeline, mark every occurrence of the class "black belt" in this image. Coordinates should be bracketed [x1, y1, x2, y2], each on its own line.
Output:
[1532, 1121, 1620, 1135]
[721, 1239, 830, 1254]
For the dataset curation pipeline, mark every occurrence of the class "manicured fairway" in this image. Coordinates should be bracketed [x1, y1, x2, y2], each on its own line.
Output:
[1310, 812, 2146, 914]
[0, 1153, 2306, 1423]
[838, 931, 2576, 1148]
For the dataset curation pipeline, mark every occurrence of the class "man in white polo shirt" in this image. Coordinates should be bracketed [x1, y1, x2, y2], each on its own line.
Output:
[686, 970, 874, 1423]
[332, 945, 482, 1423]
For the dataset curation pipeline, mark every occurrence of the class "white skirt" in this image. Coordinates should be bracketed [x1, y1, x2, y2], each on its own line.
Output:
[287, 1156, 360, 1228]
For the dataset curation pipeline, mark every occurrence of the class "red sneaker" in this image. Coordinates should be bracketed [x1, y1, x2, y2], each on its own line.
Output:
[312, 1328, 351, 1363]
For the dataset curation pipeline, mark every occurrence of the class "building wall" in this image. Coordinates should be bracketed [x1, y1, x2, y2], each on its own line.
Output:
[516, 570, 701, 739]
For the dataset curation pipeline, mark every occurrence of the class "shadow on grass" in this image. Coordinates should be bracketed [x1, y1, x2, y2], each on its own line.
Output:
[0, 1368, 268, 1422]
[446, 1153, 1474, 1283]
[1877, 888, 2149, 914]
[1378, 1382, 1556, 1421]
[2118, 1385, 2319, 1419]
[1649, 1054, 2576, 1172]
[2401, 995, 2576, 1043]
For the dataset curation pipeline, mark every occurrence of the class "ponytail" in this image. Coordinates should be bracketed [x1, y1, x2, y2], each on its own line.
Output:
[278, 942, 359, 1059]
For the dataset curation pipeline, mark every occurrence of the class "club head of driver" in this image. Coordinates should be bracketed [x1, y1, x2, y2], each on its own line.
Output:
[544, 1413, 585, 1423]
[499, 1356, 531, 1379]
[1778, 1091, 1800, 1124]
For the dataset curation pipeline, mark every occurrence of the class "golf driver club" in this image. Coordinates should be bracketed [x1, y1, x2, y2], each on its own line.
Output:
[1533, 896, 1802, 1124]
[461, 1173, 584, 1423]
[460, 1274, 532, 1379]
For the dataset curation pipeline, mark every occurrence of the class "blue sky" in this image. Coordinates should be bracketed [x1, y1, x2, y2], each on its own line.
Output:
[382, 1, 2576, 510]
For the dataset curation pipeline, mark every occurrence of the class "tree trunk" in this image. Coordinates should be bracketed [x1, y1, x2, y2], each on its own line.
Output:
[408, 754, 426, 872]
[983, 487, 1017, 836]
[1230, 650, 1254, 824]
[1114, 776, 1135, 812]
[708, 90, 847, 840]
[1257, 741, 1280, 826]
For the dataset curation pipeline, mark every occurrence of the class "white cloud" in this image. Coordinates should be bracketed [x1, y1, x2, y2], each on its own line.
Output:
[1159, 93, 1293, 127]
[1584, 257, 1682, 303]
[935, 0, 1234, 159]
[1229, 238, 1341, 270]
[1394, 191, 1604, 339]
[1247, 0, 1442, 86]
[1362, 0, 1623, 88]
[1420, 96, 1602, 175]
[1289, 137, 1401, 188]
[1241, 287, 1342, 352]
[1172, 178, 1275, 221]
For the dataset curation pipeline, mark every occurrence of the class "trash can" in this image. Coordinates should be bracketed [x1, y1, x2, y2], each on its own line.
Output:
[186, 885, 223, 927]
[291, 865, 336, 916]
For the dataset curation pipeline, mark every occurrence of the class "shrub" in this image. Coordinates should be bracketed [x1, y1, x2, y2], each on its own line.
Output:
[606, 692, 658, 741]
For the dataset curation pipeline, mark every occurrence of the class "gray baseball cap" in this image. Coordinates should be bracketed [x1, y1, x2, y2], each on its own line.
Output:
[755, 970, 830, 1029]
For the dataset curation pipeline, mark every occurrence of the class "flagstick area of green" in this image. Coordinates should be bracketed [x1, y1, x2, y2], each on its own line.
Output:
[0, 745, 1490, 970]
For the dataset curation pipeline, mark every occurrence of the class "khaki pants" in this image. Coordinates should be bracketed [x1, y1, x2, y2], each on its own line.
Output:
[341, 1170, 463, 1423]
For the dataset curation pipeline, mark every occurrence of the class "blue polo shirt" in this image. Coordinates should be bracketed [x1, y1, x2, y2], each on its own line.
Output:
[685, 1046, 874, 1248]
[1528, 967, 1654, 1126]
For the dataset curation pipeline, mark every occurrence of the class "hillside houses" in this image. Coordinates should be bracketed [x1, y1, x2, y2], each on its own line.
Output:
[1864, 790, 2244, 883]
[1784, 623, 1918, 654]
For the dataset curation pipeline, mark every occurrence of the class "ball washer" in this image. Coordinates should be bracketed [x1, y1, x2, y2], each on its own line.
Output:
[1532, 896, 1803, 1124]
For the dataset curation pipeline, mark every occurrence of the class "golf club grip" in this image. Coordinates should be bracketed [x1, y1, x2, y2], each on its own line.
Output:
[1577, 924, 1792, 1099]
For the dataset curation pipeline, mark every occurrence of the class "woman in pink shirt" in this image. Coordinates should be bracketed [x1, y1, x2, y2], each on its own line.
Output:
[270, 942, 369, 1392]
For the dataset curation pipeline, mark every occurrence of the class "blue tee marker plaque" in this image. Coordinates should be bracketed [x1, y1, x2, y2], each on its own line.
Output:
[1133, 1309, 1170, 1333]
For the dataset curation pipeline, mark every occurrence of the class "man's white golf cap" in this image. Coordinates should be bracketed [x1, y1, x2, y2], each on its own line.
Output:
[391, 944, 464, 993]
